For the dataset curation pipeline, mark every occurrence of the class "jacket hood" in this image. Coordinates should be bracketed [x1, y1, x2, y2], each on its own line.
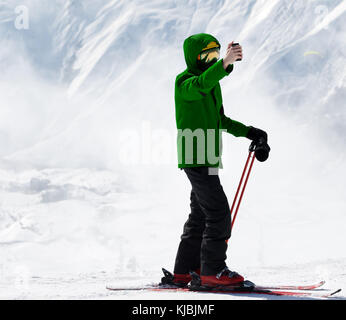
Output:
[183, 33, 221, 75]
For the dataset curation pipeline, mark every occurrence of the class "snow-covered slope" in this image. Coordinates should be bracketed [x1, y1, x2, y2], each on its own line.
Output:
[0, 0, 345, 299]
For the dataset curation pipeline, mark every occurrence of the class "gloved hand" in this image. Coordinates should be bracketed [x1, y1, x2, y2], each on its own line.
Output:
[246, 126, 268, 143]
[246, 126, 270, 162]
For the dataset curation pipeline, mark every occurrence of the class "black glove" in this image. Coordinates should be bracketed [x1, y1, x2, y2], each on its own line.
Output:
[246, 126, 270, 162]
[246, 126, 268, 143]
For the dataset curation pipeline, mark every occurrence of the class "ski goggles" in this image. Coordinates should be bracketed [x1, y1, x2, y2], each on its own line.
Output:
[197, 42, 220, 62]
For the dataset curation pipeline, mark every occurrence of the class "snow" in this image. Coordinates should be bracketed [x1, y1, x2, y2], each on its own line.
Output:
[0, 0, 345, 299]
[305, 0, 346, 38]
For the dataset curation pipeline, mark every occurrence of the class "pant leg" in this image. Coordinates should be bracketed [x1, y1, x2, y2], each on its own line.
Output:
[184, 167, 232, 276]
[173, 189, 205, 274]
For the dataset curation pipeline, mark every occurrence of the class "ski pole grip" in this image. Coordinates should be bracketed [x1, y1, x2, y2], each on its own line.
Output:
[249, 141, 256, 152]
[249, 138, 270, 162]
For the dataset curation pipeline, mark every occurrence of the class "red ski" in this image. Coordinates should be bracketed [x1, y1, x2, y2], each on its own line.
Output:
[106, 280, 325, 292]
[106, 284, 341, 298]
[255, 280, 325, 291]
[106, 269, 341, 298]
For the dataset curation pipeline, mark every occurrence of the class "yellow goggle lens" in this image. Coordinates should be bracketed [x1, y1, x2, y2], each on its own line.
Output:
[200, 48, 220, 62]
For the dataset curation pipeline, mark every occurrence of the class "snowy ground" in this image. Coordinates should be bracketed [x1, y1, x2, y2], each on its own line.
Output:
[0, 166, 345, 300]
[2, 261, 346, 300]
[0, 0, 346, 300]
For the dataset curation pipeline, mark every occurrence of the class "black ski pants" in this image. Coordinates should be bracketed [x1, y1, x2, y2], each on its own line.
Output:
[174, 166, 232, 276]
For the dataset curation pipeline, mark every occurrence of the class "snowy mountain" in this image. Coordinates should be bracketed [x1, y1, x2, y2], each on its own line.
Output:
[0, 0, 345, 299]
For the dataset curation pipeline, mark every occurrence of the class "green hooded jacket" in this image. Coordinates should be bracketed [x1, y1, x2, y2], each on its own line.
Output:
[175, 33, 250, 168]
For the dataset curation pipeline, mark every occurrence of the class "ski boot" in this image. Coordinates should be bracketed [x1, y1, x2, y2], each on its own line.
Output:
[160, 268, 200, 288]
[201, 267, 244, 287]
[189, 267, 255, 292]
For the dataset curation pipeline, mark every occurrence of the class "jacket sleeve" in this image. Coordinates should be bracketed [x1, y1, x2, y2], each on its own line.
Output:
[220, 105, 250, 137]
[177, 60, 233, 101]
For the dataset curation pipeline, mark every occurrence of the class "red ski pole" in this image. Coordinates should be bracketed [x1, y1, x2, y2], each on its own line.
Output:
[230, 143, 256, 232]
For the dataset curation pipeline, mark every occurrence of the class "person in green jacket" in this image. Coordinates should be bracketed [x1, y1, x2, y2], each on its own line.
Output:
[171, 33, 269, 288]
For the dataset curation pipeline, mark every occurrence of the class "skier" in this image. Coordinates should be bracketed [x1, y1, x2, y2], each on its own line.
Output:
[172, 33, 270, 288]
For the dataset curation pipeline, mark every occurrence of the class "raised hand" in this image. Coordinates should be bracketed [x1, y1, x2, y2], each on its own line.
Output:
[223, 42, 243, 70]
